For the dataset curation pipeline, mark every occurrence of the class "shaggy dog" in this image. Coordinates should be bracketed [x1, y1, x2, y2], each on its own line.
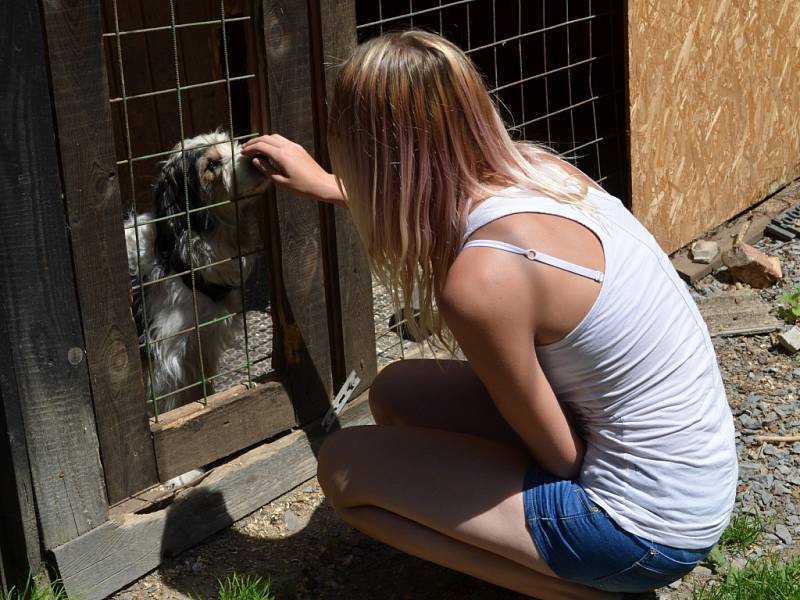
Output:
[125, 131, 269, 414]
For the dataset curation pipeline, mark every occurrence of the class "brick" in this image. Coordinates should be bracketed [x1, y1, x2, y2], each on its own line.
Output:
[721, 242, 782, 288]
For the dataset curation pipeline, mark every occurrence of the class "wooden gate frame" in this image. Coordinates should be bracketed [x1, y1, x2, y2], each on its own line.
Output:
[0, 0, 375, 597]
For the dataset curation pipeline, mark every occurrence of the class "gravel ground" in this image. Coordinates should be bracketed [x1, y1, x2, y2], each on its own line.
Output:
[114, 204, 800, 600]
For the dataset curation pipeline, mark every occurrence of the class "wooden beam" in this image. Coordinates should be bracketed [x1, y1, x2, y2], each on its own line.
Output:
[52, 393, 374, 600]
[0, 321, 42, 592]
[150, 379, 296, 481]
[261, 0, 334, 424]
[40, 0, 159, 504]
[697, 290, 781, 338]
[0, 0, 108, 550]
[670, 187, 796, 284]
[312, 0, 378, 397]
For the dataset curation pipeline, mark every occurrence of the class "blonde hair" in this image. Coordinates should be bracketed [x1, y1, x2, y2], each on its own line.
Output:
[327, 30, 589, 347]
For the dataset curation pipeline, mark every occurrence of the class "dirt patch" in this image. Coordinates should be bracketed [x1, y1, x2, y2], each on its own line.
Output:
[112, 479, 526, 600]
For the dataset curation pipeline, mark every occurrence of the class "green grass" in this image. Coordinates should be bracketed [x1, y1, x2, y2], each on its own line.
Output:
[217, 573, 276, 600]
[0, 577, 68, 600]
[691, 555, 800, 600]
[777, 286, 800, 324]
[718, 512, 764, 552]
[2, 572, 277, 600]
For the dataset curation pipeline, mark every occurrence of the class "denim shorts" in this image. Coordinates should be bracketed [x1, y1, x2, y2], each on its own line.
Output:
[523, 465, 714, 593]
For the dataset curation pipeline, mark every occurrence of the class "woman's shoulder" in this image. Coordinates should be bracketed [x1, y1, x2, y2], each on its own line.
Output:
[443, 232, 542, 327]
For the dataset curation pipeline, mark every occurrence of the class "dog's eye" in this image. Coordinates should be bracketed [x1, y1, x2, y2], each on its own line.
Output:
[206, 159, 222, 171]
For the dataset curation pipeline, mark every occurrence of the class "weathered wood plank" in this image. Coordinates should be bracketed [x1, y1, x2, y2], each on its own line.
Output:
[670, 174, 797, 284]
[672, 213, 774, 284]
[0, 1, 108, 549]
[175, 0, 230, 136]
[261, 0, 334, 424]
[0, 322, 42, 592]
[41, 0, 159, 504]
[150, 380, 296, 481]
[315, 0, 378, 397]
[52, 393, 374, 600]
[101, 0, 170, 210]
[697, 289, 782, 338]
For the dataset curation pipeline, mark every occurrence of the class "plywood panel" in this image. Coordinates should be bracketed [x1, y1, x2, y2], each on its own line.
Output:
[628, 1, 800, 252]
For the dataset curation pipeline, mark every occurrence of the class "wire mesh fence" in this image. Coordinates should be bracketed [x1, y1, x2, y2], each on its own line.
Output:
[102, 0, 274, 419]
[355, 0, 628, 366]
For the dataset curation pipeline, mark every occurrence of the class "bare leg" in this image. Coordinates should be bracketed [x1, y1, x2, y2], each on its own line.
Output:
[369, 359, 526, 449]
[318, 425, 615, 600]
[342, 505, 615, 600]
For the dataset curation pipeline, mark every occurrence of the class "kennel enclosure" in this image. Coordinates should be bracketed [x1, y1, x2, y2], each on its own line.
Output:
[2, 1, 378, 595]
[5, 1, 798, 598]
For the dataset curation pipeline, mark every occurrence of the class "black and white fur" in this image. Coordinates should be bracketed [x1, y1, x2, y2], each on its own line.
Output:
[125, 131, 268, 414]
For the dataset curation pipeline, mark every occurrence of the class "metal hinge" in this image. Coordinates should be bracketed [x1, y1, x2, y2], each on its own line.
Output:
[321, 370, 361, 432]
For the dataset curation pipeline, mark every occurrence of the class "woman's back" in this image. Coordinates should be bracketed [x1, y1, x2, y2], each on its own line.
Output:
[463, 187, 738, 549]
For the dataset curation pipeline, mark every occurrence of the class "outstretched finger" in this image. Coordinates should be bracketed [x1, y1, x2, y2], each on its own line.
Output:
[241, 140, 279, 158]
[242, 133, 287, 149]
[242, 135, 275, 151]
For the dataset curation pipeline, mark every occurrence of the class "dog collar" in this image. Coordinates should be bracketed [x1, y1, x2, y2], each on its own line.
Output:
[181, 272, 233, 302]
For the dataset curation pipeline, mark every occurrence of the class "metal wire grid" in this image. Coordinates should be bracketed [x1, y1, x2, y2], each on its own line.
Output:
[355, 0, 628, 364]
[104, 0, 273, 419]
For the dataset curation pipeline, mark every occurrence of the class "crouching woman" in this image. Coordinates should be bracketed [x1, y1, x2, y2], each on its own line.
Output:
[242, 30, 737, 600]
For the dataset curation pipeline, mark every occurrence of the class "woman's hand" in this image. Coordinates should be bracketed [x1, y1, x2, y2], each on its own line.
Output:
[241, 134, 346, 206]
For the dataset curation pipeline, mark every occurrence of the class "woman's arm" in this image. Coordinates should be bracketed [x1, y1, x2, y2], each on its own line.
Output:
[440, 251, 585, 479]
[241, 134, 347, 206]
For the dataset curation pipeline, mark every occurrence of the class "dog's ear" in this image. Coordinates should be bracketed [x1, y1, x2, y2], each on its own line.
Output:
[153, 158, 183, 262]
[153, 149, 215, 252]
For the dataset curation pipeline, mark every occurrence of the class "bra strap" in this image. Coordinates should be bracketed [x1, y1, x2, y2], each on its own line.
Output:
[462, 239, 604, 283]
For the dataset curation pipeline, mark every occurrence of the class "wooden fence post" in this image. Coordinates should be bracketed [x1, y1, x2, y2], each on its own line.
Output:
[312, 0, 378, 398]
[0, 0, 108, 552]
[0, 322, 42, 591]
[260, 0, 335, 424]
[40, 0, 159, 504]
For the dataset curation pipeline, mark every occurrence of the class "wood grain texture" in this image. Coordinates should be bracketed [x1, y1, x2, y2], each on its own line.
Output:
[101, 0, 164, 211]
[0, 1, 108, 549]
[315, 0, 377, 397]
[150, 380, 296, 481]
[671, 213, 773, 283]
[0, 320, 42, 591]
[52, 393, 374, 600]
[261, 0, 334, 424]
[628, 1, 800, 253]
[41, 0, 159, 504]
[174, 0, 230, 137]
[698, 290, 781, 337]
[671, 180, 799, 282]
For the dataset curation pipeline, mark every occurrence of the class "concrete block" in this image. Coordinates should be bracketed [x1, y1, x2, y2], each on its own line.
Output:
[778, 326, 800, 354]
[690, 240, 719, 264]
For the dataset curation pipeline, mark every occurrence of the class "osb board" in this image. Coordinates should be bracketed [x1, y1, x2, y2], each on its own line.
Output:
[628, 1, 800, 253]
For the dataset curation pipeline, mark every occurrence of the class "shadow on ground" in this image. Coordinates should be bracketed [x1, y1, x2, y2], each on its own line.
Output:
[153, 487, 526, 600]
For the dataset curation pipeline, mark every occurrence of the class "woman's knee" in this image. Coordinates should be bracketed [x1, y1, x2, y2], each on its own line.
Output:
[368, 360, 417, 424]
[317, 426, 369, 508]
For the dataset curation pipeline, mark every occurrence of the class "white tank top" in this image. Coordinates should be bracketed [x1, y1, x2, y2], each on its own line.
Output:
[462, 186, 738, 549]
